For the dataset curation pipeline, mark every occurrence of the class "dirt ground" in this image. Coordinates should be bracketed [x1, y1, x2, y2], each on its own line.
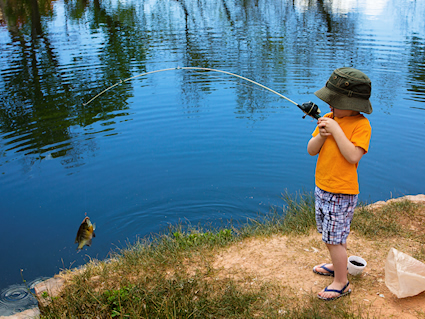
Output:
[213, 195, 425, 318]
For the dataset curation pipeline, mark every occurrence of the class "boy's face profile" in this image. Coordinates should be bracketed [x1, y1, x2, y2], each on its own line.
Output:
[329, 105, 360, 118]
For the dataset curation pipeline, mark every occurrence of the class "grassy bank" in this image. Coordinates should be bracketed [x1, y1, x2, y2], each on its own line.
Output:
[37, 192, 425, 318]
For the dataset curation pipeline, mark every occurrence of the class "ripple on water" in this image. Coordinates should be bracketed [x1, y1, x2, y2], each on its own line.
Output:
[0, 278, 47, 316]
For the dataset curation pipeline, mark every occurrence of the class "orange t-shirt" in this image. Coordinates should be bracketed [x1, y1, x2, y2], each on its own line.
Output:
[312, 112, 371, 195]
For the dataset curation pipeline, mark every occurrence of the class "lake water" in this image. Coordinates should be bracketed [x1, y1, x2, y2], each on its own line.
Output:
[1, 0, 424, 314]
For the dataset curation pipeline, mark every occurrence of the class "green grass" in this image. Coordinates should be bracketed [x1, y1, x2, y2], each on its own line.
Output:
[37, 192, 424, 318]
[351, 199, 420, 239]
[235, 190, 316, 239]
[173, 228, 233, 249]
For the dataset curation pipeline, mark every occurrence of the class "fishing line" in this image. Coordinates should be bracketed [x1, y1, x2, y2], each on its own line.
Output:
[184, 69, 281, 97]
[83, 66, 321, 119]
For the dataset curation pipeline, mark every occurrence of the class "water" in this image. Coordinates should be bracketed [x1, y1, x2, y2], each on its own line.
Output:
[1, 0, 424, 314]
[350, 260, 365, 267]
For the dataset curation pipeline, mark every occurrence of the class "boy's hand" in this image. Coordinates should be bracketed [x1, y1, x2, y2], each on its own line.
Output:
[318, 125, 331, 137]
[317, 117, 341, 136]
[317, 117, 365, 164]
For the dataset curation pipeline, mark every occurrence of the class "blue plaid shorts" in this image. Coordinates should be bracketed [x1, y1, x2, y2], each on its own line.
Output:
[314, 186, 358, 245]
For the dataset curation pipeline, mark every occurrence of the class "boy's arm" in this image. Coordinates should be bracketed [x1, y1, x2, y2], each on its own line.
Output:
[307, 134, 326, 156]
[318, 117, 365, 164]
[307, 117, 333, 156]
[332, 130, 365, 164]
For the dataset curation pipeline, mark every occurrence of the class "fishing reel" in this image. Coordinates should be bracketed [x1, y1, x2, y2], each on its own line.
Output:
[297, 101, 321, 120]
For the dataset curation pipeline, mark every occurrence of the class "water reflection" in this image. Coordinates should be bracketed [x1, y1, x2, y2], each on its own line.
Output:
[1, 0, 403, 166]
[407, 36, 425, 103]
[0, 0, 148, 167]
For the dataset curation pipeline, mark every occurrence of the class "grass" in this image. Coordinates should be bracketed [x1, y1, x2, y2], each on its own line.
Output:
[235, 190, 316, 238]
[352, 199, 422, 240]
[37, 192, 425, 318]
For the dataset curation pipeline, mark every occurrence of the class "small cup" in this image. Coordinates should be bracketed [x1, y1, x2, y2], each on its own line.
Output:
[348, 256, 367, 275]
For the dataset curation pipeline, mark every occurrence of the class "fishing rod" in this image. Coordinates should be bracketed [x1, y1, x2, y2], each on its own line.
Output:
[83, 66, 321, 120]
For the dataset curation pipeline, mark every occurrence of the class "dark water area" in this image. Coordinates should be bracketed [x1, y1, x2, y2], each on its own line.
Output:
[1, 0, 424, 314]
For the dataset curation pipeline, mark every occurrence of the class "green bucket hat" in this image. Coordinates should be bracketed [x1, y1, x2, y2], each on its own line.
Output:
[314, 67, 372, 114]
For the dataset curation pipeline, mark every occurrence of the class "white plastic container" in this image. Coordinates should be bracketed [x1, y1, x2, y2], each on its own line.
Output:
[348, 256, 367, 275]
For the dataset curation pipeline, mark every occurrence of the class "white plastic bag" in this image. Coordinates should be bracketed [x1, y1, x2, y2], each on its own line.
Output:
[385, 248, 425, 298]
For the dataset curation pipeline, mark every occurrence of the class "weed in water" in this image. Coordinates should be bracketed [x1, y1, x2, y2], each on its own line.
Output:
[280, 190, 316, 235]
[237, 190, 316, 238]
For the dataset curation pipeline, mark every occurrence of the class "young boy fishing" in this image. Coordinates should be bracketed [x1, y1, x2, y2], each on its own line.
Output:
[306, 67, 372, 301]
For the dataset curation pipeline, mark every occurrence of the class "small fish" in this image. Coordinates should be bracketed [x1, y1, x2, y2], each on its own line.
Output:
[75, 216, 96, 250]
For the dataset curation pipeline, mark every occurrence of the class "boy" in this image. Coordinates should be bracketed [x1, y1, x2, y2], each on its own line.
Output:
[307, 67, 372, 301]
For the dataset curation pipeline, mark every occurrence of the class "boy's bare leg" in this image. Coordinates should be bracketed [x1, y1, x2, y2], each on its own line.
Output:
[313, 243, 348, 274]
[318, 243, 350, 299]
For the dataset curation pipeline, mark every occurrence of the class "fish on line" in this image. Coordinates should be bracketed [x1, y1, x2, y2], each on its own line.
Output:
[75, 216, 96, 251]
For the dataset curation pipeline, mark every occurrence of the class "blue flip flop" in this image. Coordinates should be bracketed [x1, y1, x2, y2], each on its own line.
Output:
[318, 281, 351, 301]
[313, 264, 335, 277]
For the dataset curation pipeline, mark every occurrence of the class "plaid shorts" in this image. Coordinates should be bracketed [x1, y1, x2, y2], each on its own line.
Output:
[314, 186, 358, 245]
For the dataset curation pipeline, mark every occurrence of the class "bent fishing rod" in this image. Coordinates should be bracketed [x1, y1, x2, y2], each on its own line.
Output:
[83, 66, 321, 120]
